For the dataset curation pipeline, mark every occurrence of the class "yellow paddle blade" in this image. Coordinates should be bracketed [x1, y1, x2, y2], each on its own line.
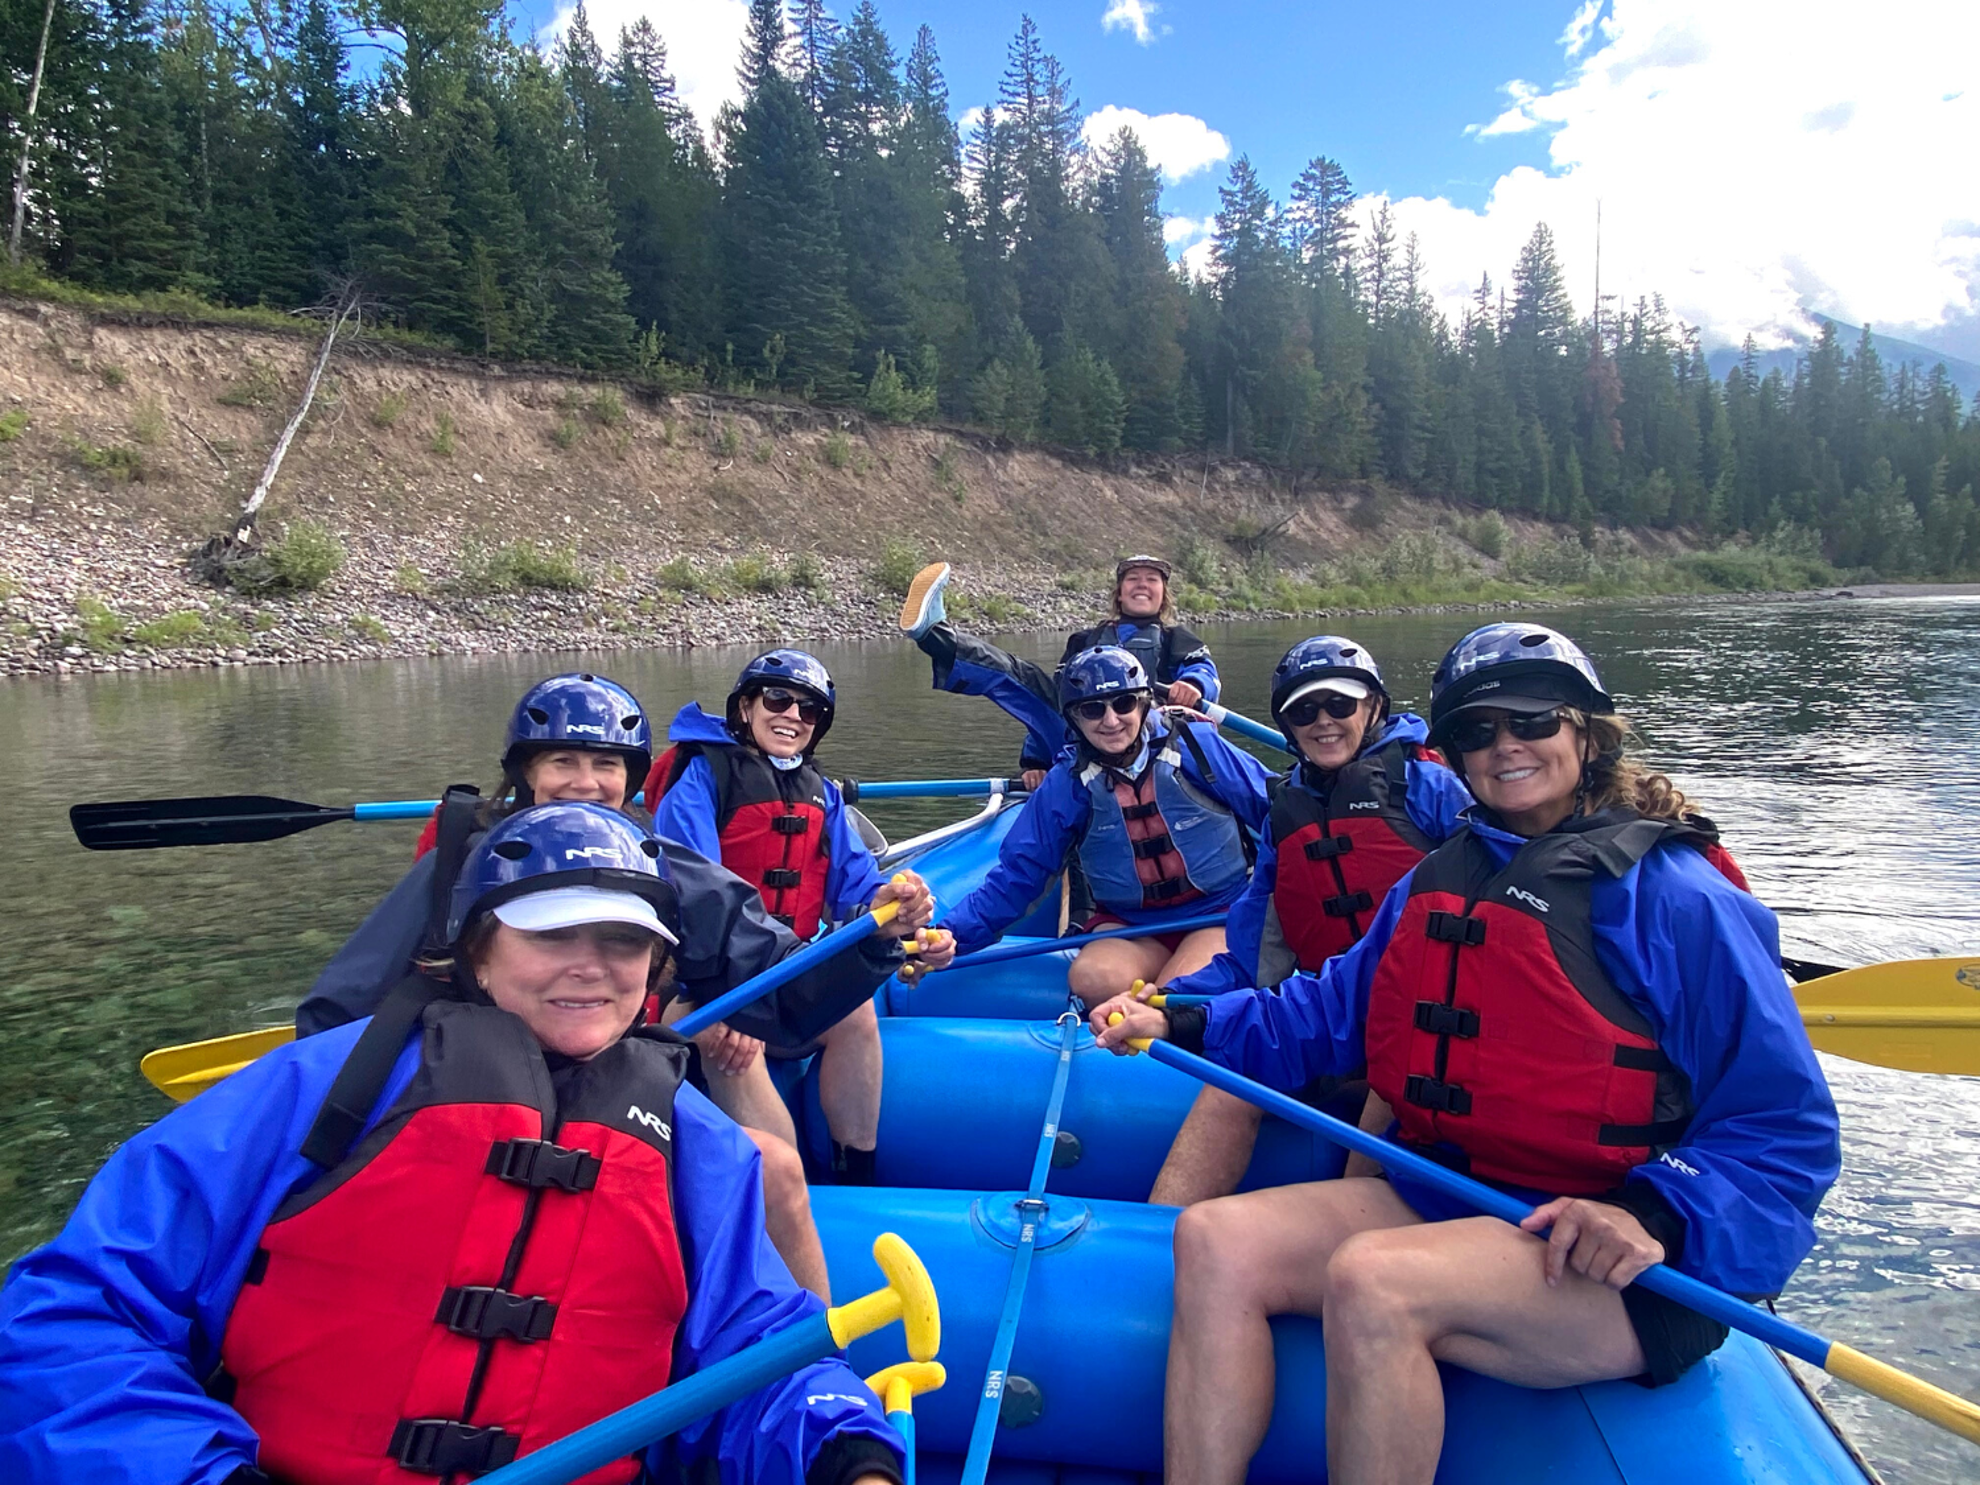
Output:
[1795, 956, 1980, 1076]
[140, 1025, 295, 1103]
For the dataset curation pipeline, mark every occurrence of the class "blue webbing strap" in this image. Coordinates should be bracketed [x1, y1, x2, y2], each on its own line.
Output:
[958, 1009, 1082, 1485]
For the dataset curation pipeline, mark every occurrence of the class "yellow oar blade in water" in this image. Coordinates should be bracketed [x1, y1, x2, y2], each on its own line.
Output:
[1796, 956, 1980, 1076]
[140, 1025, 295, 1102]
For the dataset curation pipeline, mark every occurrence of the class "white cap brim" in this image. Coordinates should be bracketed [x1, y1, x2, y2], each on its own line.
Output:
[492, 886, 678, 944]
[1284, 677, 1370, 707]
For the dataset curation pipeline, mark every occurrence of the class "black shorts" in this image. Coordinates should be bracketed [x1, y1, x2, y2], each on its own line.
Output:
[1620, 1281, 1729, 1386]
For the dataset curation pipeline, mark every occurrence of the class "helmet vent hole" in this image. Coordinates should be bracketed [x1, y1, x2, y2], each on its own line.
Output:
[527, 707, 550, 725]
[1341, 647, 1358, 659]
[579, 673, 596, 682]
[640, 839, 660, 858]
[1519, 633, 1548, 648]
[493, 840, 532, 861]
[623, 714, 642, 729]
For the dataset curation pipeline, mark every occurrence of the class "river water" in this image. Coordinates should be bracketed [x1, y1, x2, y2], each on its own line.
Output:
[3, 597, 1978, 1480]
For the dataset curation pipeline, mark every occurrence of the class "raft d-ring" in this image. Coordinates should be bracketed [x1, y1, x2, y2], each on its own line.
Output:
[828, 1233, 942, 1362]
[865, 1360, 948, 1416]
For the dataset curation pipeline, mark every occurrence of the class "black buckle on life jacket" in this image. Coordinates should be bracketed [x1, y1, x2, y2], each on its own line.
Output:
[762, 868, 804, 888]
[1132, 832, 1177, 860]
[389, 1419, 520, 1475]
[772, 814, 810, 834]
[436, 1285, 558, 1343]
[485, 1137, 600, 1192]
[1404, 1074, 1472, 1115]
[1425, 910, 1486, 946]
[1412, 1001, 1479, 1038]
[1121, 800, 1162, 820]
[1143, 878, 1192, 903]
[1304, 836, 1352, 860]
[1323, 890, 1374, 917]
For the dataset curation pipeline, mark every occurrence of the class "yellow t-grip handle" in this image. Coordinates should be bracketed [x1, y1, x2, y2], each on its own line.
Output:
[864, 1360, 948, 1417]
[826, 1233, 942, 1362]
[1106, 1010, 1157, 1054]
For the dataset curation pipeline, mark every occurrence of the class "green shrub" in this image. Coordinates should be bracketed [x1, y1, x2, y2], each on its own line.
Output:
[0, 407, 29, 442]
[226, 520, 346, 595]
[752, 439, 774, 463]
[1173, 532, 1223, 588]
[788, 551, 826, 592]
[458, 540, 589, 594]
[350, 614, 392, 644]
[1460, 510, 1508, 559]
[657, 556, 716, 595]
[393, 562, 427, 594]
[131, 394, 166, 446]
[75, 596, 127, 652]
[952, 591, 1032, 627]
[430, 412, 457, 456]
[217, 360, 283, 408]
[726, 553, 786, 594]
[1505, 534, 1595, 586]
[822, 430, 853, 469]
[1347, 491, 1392, 532]
[586, 388, 626, 427]
[98, 364, 127, 389]
[551, 416, 583, 450]
[715, 421, 741, 458]
[72, 439, 149, 481]
[130, 611, 210, 647]
[872, 536, 924, 596]
[865, 351, 937, 424]
[371, 392, 407, 429]
[933, 447, 966, 502]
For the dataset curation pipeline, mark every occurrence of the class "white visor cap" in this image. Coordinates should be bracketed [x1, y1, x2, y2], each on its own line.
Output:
[1283, 677, 1371, 708]
[491, 886, 679, 945]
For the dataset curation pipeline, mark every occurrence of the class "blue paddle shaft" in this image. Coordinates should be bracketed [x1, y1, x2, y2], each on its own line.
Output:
[1202, 704, 1292, 755]
[947, 912, 1227, 970]
[347, 778, 1010, 823]
[478, 1312, 834, 1485]
[675, 911, 886, 1039]
[889, 1410, 917, 1485]
[1143, 1039, 1832, 1369]
[350, 800, 447, 821]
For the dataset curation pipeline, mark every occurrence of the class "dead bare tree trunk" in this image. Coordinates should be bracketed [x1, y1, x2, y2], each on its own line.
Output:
[232, 287, 360, 543]
[7, 0, 58, 265]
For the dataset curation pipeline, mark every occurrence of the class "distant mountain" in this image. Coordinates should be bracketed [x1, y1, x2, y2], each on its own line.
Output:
[1706, 316, 1980, 403]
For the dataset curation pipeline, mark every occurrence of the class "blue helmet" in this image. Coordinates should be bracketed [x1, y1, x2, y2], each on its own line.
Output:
[726, 648, 837, 747]
[1428, 623, 1614, 744]
[1059, 645, 1151, 714]
[446, 801, 680, 946]
[1271, 636, 1387, 715]
[504, 674, 653, 786]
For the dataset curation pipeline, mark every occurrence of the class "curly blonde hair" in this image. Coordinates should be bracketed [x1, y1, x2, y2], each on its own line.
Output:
[1569, 710, 1696, 822]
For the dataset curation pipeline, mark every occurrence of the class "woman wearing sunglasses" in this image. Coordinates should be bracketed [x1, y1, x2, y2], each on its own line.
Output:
[648, 649, 956, 1188]
[1145, 636, 1475, 1206]
[938, 646, 1272, 1001]
[297, 669, 932, 1301]
[1090, 621, 1836, 1485]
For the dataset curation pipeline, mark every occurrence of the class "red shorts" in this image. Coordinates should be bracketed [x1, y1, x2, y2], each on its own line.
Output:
[1081, 912, 1199, 956]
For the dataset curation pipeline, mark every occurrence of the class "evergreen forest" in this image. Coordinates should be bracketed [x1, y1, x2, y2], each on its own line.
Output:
[6, 0, 1980, 576]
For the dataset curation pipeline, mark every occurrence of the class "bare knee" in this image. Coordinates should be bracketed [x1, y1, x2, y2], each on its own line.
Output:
[750, 1130, 812, 1223]
[1066, 951, 1115, 1001]
[822, 997, 879, 1047]
[1172, 1200, 1252, 1307]
[1323, 1231, 1418, 1339]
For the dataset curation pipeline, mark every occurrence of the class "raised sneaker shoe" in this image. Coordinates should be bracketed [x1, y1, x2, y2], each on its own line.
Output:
[898, 562, 951, 639]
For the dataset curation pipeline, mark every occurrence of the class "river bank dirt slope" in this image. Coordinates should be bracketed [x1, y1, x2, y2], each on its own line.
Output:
[1, 297, 1679, 676]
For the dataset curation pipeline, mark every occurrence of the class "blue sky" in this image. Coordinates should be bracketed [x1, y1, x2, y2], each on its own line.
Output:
[519, 0, 1980, 360]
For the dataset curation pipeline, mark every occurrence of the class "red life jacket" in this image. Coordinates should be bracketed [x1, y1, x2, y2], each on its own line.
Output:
[1269, 741, 1444, 970]
[1363, 812, 1720, 1195]
[220, 1001, 691, 1483]
[648, 744, 833, 938]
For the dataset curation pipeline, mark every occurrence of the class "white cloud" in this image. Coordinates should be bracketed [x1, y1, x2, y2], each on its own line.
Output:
[1179, 237, 1218, 281]
[1102, 0, 1167, 46]
[538, 0, 751, 139]
[1163, 214, 1215, 246]
[1082, 106, 1230, 183]
[1381, 0, 1980, 350]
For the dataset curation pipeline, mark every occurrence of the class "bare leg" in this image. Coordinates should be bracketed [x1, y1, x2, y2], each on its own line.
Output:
[1067, 934, 1170, 1004]
[1155, 926, 1228, 982]
[1341, 1090, 1396, 1180]
[1167, 1178, 1421, 1485]
[1148, 1086, 1264, 1206]
[1323, 1217, 1645, 1484]
[660, 999, 800, 1147]
[744, 1129, 831, 1303]
[815, 998, 882, 1150]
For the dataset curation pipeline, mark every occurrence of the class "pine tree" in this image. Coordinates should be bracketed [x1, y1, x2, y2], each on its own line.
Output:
[739, 0, 787, 92]
[892, 24, 970, 408]
[1286, 156, 1355, 288]
[1092, 127, 1185, 450]
[788, 0, 839, 113]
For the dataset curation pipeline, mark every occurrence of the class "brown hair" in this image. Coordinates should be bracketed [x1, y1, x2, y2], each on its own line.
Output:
[458, 913, 677, 998]
[1569, 710, 1696, 822]
[1107, 568, 1178, 626]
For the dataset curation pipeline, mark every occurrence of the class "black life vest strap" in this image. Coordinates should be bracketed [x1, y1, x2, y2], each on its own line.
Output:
[1612, 1044, 1674, 1073]
[1132, 833, 1177, 860]
[300, 973, 448, 1168]
[1598, 1116, 1690, 1147]
[1171, 720, 1258, 870]
[421, 785, 482, 958]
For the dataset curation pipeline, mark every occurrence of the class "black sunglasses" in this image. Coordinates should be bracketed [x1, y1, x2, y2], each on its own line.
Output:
[752, 687, 825, 724]
[1280, 693, 1362, 726]
[1447, 709, 1566, 754]
[1071, 694, 1145, 723]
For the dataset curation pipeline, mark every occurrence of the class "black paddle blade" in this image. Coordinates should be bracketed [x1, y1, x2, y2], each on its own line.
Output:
[70, 795, 355, 851]
[1782, 955, 1845, 983]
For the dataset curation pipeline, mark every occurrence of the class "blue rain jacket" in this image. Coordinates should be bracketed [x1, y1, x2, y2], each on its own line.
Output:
[653, 704, 886, 927]
[0, 1019, 903, 1485]
[1193, 813, 1840, 1297]
[1166, 714, 1474, 998]
[941, 716, 1273, 955]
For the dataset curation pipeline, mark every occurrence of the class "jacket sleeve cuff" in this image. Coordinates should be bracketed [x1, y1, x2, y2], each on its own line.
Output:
[1608, 1178, 1688, 1264]
[807, 1433, 905, 1485]
[1166, 1003, 1207, 1054]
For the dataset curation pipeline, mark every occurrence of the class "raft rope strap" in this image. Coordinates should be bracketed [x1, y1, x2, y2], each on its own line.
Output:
[958, 1007, 1083, 1485]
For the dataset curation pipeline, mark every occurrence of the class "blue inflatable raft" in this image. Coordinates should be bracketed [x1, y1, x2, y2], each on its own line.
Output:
[782, 799, 1874, 1485]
